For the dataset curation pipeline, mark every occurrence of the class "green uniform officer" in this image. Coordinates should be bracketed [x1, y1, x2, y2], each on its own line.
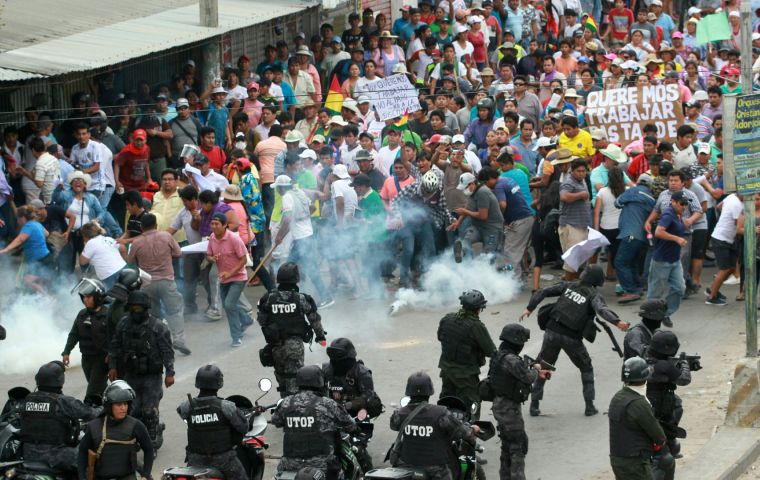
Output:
[609, 357, 668, 480]
[437, 290, 496, 419]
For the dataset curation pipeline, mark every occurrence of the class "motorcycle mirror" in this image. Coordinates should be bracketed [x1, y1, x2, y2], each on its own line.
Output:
[470, 403, 478, 415]
[400, 396, 410, 407]
[357, 409, 368, 421]
[258, 378, 272, 392]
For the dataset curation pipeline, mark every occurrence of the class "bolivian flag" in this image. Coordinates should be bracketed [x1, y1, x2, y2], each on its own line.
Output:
[324, 74, 344, 116]
[585, 16, 599, 36]
[389, 110, 409, 131]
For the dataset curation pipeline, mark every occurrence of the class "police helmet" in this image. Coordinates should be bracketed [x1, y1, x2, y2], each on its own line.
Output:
[296, 365, 324, 390]
[580, 264, 605, 287]
[638, 299, 668, 321]
[75, 278, 107, 306]
[649, 330, 680, 357]
[420, 171, 440, 195]
[621, 356, 650, 383]
[103, 380, 136, 406]
[277, 262, 300, 284]
[499, 323, 530, 345]
[35, 361, 65, 389]
[195, 364, 224, 390]
[459, 289, 487, 310]
[126, 291, 151, 309]
[326, 337, 357, 360]
[117, 267, 142, 291]
[405, 371, 434, 397]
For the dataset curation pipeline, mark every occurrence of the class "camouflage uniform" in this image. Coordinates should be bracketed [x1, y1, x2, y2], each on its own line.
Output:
[489, 350, 538, 480]
[109, 313, 175, 447]
[257, 287, 325, 397]
[623, 323, 657, 360]
[271, 390, 355, 477]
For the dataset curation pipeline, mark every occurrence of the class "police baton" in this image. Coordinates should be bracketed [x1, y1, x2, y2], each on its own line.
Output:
[246, 245, 276, 286]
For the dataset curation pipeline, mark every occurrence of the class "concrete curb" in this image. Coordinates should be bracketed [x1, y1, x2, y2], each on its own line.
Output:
[679, 426, 760, 480]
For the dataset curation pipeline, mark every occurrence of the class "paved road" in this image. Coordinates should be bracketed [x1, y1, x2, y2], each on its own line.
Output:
[0, 266, 748, 479]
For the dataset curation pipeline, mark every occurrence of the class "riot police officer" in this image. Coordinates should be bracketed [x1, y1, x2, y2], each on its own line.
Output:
[78, 380, 154, 480]
[177, 365, 249, 480]
[609, 357, 668, 480]
[624, 299, 668, 360]
[646, 330, 692, 479]
[518, 265, 629, 417]
[109, 290, 175, 450]
[106, 266, 143, 328]
[487, 324, 551, 480]
[389, 372, 480, 480]
[437, 290, 496, 418]
[62, 278, 113, 406]
[257, 263, 327, 397]
[20, 361, 100, 472]
[322, 337, 383, 417]
[271, 365, 356, 479]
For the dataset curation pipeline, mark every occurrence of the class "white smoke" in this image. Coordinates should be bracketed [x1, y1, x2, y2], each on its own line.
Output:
[389, 252, 522, 315]
[0, 292, 82, 375]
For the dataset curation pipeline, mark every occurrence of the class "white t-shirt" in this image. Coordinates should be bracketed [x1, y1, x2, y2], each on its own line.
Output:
[69, 198, 90, 230]
[331, 178, 358, 222]
[33, 152, 61, 205]
[453, 41, 474, 62]
[712, 194, 743, 243]
[96, 141, 115, 187]
[226, 85, 248, 104]
[462, 150, 483, 173]
[281, 188, 313, 240]
[430, 62, 468, 80]
[203, 171, 230, 192]
[70, 141, 103, 191]
[355, 76, 381, 97]
[171, 208, 202, 245]
[597, 187, 622, 230]
[377, 145, 401, 177]
[82, 235, 126, 280]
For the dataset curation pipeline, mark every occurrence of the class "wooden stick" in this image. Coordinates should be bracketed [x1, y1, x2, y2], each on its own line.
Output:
[246, 245, 276, 286]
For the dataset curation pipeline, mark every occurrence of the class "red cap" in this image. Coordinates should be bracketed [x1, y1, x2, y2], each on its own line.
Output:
[726, 67, 740, 76]
[236, 157, 252, 170]
[513, 152, 522, 160]
[246, 81, 259, 91]
[238, 54, 250, 63]
[426, 134, 443, 145]
[133, 129, 147, 141]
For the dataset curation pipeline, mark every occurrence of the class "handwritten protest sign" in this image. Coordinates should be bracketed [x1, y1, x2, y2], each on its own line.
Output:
[366, 74, 421, 121]
[585, 84, 685, 147]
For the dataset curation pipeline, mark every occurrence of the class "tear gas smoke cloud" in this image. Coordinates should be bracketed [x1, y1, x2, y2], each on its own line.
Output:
[0, 292, 82, 375]
[390, 252, 522, 315]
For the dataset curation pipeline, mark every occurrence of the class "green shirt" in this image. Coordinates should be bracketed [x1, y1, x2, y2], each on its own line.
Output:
[358, 189, 387, 243]
[437, 309, 496, 375]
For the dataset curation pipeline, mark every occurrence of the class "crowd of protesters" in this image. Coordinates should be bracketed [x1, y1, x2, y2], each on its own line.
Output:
[1, 0, 758, 342]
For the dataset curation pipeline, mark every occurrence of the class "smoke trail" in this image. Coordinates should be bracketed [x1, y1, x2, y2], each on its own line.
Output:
[0, 292, 82, 375]
[389, 252, 522, 315]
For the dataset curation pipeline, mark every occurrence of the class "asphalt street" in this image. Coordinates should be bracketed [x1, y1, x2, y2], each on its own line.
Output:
[0, 265, 749, 479]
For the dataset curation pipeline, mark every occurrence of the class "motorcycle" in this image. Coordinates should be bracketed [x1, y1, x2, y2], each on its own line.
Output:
[364, 396, 496, 480]
[0, 387, 30, 462]
[162, 378, 278, 480]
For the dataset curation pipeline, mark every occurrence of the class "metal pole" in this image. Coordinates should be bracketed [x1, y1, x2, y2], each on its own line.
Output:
[740, 0, 757, 357]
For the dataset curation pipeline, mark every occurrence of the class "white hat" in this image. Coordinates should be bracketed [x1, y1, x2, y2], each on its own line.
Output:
[357, 94, 371, 104]
[392, 63, 408, 74]
[299, 149, 317, 161]
[452, 134, 466, 144]
[564, 88, 581, 98]
[457, 172, 476, 190]
[622, 60, 640, 70]
[590, 127, 607, 141]
[342, 98, 360, 114]
[69, 170, 92, 188]
[332, 164, 350, 179]
[467, 15, 483, 24]
[698, 143, 711, 154]
[651, 0, 663, 6]
[285, 130, 304, 143]
[753, 32, 760, 41]
[211, 86, 226, 95]
[454, 23, 469, 35]
[729, 10, 740, 17]
[271, 175, 293, 188]
[534, 136, 555, 150]
[329, 115, 348, 126]
[687, 6, 701, 15]
[692, 90, 709, 101]
[600, 144, 628, 163]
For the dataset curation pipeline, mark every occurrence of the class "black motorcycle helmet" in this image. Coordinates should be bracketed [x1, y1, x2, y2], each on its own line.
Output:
[195, 364, 224, 390]
[118, 267, 143, 291]
[621, 356, 650, 383]
[103, 380, 136, 406]
[459, 289, 487, 311]
[580, 264, 605, 287]
[649, 330, 680, 357]
[74, 278, 107, 306]
[499, 323, 530, 345]
[296, 365, 324, 390]
[277, 262, 300, 284]
[638, 299, 668, 321]
[35, 361, 65, 389]
[326, 338, 357, 361]
[405, 371, 434, 397]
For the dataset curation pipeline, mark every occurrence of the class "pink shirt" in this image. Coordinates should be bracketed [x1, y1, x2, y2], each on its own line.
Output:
[243, 99, 263, 129]
[207, 229, 249, 284]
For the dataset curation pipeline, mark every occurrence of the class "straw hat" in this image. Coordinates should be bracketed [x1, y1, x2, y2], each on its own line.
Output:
[69, 170, 92, 188]
[222, 184, 244, 201]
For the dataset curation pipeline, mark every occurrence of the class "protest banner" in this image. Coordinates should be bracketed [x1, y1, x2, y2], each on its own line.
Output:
[727, 94, 760, 195]
[366, 74, 421, 121]
[584, 84, 685, 147]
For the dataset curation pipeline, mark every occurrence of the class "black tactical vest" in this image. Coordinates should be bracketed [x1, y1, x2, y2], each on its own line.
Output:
[488, 351, 531, 403]
[89, 416, 138, 478]
[75, 308, 110, 355]
[281, 395, 333, 458]
[323, 362, 360, 404]
[398, 404, 450, 466]
[121, 317, 164, 375]
[646, 359, 677, 419]
[268, 291, 307, 341]
[187, 397, 235, 455]
[553, 284, 594, 333]
[20, 391, 72, 445]
[608, 388, 656, 457]
[439, 313, 477, 365]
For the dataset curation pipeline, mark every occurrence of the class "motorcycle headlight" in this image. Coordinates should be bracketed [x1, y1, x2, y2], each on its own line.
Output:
[4, 468, 15, 478]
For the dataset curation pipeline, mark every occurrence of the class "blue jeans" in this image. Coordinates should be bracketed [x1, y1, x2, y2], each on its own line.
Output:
[102, 267, 124, 290]
[615, 237, 646, 294]
[398, 221, 436, 285]
[92, 188, 123, 237]
[647, 260, 686, 316]
[288, 236, 331, 301]
[220, 280, 246, 341]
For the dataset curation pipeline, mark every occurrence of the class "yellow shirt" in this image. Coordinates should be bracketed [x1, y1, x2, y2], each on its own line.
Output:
[559, 129, 595, 159]
[152, 189, 186, 242]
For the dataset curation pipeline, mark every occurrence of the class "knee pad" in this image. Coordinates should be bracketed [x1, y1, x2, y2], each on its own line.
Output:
[581, 370, 595, 384]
